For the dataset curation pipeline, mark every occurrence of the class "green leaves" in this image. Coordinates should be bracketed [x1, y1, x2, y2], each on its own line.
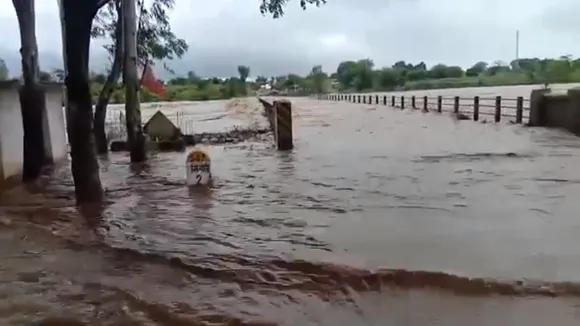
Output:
[92, 0, 188, 70]
[330, 56, 580, 92]
[335, 60, 374, 91]
[260, 0, 327, 18]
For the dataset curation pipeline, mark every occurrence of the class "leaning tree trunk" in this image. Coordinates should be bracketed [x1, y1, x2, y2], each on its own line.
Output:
[61, 0, 103, 203]
[94, 2, 123, 154]
[12, 0, 46, 182]
[123, 0, 146, 162]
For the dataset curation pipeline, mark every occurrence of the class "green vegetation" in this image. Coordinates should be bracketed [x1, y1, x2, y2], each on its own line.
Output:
[89, 71, 251, 103]
[5, 55, 580, 101]
[113, 55, 580, 101]
[86, 55, 580, 102]
[327, 56, 580, 93]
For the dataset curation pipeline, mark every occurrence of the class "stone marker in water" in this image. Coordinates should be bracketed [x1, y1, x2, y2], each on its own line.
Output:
[185, 148, 212, 186]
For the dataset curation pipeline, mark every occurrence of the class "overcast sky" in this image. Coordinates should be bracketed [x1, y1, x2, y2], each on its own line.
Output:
[0, 0, 579, 78]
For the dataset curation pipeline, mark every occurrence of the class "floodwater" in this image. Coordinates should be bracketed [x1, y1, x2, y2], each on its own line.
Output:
[346, 82, 580, 120]
[106, 98, 267, 135]
[3, 97, 580, 325]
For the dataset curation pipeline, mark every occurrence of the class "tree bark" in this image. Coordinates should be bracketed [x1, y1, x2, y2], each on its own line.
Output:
[12, 0, 46, 182]
[62, 0, 103, 203]
[94, 1, 123, 154]
[123, 0, 146, 162]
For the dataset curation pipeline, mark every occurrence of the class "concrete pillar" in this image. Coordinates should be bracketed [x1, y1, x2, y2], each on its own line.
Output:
[567, 87, 580, 135]
[0, 81, 24, 185]
[41, 83, 68, 163]
[528, 88, 550, 126]
[273, 100, 293, 150]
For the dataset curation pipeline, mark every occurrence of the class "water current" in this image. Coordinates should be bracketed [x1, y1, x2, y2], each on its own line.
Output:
[1, 98, 580, 325]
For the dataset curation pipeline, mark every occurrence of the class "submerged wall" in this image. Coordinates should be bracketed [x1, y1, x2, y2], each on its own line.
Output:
[42, 83, 68, 163]
[0, 81, 67, 187]
[0, 81, 24, 185]
[528, 87, 580, 136]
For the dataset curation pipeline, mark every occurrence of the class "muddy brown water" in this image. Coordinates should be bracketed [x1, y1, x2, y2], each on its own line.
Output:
[2, 97, 580, 325]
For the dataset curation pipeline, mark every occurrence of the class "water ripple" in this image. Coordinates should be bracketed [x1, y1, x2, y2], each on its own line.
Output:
[2, 98, 580, 325]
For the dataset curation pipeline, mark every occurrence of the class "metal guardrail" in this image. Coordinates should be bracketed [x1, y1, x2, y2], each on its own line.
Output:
[318, 94, 530, 124]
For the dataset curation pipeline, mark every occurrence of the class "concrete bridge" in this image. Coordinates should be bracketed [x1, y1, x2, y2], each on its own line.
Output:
[321, 86, 580, 135]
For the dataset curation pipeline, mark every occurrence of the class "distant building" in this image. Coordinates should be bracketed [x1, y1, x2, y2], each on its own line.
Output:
[143, 110, 182, 141]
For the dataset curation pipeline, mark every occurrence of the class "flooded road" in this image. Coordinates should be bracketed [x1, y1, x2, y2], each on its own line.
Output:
[106, 98, 268, 135]
[2, 97, 580, 325]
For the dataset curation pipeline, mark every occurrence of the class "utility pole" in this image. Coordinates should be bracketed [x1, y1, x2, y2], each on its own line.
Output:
[515, 30, 520, 61]
[122, 0, 146, 162]
[514, 30, 520, 70]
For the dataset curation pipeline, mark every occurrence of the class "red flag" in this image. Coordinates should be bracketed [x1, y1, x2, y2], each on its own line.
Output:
[141, 65, 167, 98]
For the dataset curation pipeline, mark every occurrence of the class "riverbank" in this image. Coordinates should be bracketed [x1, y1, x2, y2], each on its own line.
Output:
[89, 69, 580, 103]
[342, 72, 545, 93]
[331, 56, 580, 94]
[400, 72, 537, 91]
[90, 81, 252, 103]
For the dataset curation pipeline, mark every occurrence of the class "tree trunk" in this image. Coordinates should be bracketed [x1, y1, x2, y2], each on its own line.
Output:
[123, 0, 146, 162]
[62, 0, 103, 203]
[12, 0, 46, 182]
[94, 2, 123, 154]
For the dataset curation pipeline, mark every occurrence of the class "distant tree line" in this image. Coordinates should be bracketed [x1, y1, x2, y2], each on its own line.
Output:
[314, 56, 580, 93]
[3, 55, 580, 100]
[227, 56, 580, 94]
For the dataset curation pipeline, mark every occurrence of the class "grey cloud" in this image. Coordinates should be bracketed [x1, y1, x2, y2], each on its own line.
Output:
[540, 0, 580, 35]
[0, 0, 579, 79]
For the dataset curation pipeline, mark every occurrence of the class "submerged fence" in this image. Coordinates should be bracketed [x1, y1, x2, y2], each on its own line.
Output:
[104, 110, 198, 141]
[318, 93, 531, 123]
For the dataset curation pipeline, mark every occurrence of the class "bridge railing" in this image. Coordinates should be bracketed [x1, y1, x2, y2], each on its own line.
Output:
[317, 94, 530, 124]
